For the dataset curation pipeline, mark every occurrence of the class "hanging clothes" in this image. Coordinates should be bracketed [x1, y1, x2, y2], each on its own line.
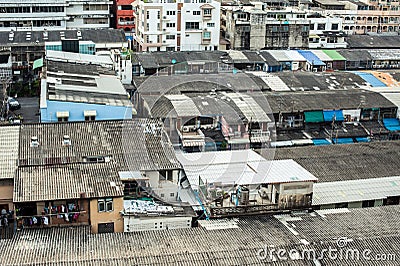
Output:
[42, 216, 49, 225]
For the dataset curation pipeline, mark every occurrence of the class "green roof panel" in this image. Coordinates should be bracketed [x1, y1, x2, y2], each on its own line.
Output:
[305, 111, 324, 123]
[323, 50, 346, 61]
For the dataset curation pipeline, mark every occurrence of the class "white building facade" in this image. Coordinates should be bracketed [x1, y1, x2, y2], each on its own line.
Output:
[0, 0, 112, 31]
[134, 0, 220, 52]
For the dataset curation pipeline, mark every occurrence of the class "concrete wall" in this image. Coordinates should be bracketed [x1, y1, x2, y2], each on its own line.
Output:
[40, 100, 132, 122]
[0, 179, 13, 211]
[89, 197, 124, 233]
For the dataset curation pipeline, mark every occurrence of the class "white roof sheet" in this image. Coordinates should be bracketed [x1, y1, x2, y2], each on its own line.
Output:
[284, 50, 307, 61]
[368, 49, 400, 60]
[267, 50, 291, 61]
[165, 94, 201, 117]
[313, 176, 400, 206]
[46, 50, 113, 66]
[222, 92, 271, 122]
[381, 92, 400, 108]
[311, 50, 333, 61]
[177, 150, 317, 187]
[227, 50, 248, 61]
[0, 126, 19, 179]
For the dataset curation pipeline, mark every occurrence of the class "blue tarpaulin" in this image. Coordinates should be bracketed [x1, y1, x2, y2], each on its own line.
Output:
[383, 118, 400, 131]
[323, 110, 344, 122]
[312, 139, 331, 146]
[352, 72, 387, 87]
[297, 50, 326, 66]
[356, 137, 371, 143]
[333, 138, 354, 144]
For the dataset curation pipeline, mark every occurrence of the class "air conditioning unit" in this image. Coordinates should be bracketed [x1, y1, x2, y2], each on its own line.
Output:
[182, 126, 190, 132]
[163, 29, 166, 31]
[163, 40, 166, 43]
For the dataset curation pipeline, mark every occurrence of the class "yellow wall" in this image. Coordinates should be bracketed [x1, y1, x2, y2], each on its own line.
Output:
[89, 197, 124, 233]
[0, 180, 13, 210]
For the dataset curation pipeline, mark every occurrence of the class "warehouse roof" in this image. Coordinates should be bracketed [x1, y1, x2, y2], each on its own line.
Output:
[1, 205, 400, 265]
[274, 140, 400, 182]
[264, 90, 395, 113]
[313, 175, 400, 205]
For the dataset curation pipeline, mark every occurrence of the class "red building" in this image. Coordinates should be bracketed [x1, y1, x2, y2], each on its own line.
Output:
[115, 0, 135, 32]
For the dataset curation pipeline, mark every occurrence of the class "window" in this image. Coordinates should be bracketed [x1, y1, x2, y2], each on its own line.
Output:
[166, 23, 175, 27]
[170, 193, 175, 197]
[317, 24, 325, 30]
[186, 22, 199, 30]
[98, 198, 113, 212]
[203, 31, 211, 39]
[310, 24, 314, 30]
[207, 22, 215, 27]
[203, 9, 212, 15]
[157, 11, 160, 19]
[166, 47, 175, 51]
[237, 13, 247, 20]
[58, 117, 68, 122]
[193, 11, 200, 15]
[166, 11, 176, 15]
[302, 26, 309, 32]
[166, 34, 175, 39]
[85, 115, 95, 121]
[331, 23, 339, 30]
[98, 222, 114, 233]
[282, 26, 289, 32]
[147, 11, 149, 19]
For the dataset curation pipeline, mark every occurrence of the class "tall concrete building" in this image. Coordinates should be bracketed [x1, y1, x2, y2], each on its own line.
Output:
[0, 0, 113, 31]
[133, 0, 221, 52]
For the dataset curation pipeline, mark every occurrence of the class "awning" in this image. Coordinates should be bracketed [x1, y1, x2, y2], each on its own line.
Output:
[322, 50, 346, 61]
[333, 138, 354, 144]
[84, 110, 97, 117]
[56, 111, 69, 118]
[312, 139, 331, 146]
[304, 111, 324, 123]
[323, 110, 344, 122]
[309, 34, 320, 39]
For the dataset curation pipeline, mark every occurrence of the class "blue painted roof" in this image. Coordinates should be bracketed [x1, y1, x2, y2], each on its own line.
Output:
[333, 138, 354, 144]
[312, 139, 331, 146]
[355, 137, 371, 143]
[383, 118, 400, 131]
[323, 110, 344, 122]
[352, 72, 387, 87]
[297, 50, 325, 66]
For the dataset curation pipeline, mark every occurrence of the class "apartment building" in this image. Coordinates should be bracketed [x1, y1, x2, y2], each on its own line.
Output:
[0, 0, 113, 31]
[313, 0, 400, 34]
[134, 0, 220, 52]
[115, 0, 136, 32]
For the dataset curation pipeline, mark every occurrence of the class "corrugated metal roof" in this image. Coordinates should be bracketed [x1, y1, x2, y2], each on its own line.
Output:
[322, 50, 346, 61]
[165, 94, 201, 117]
[313, 176, 400, 205]
[266, 50, 291, 62]
[284, 50, 307, 61]
[14, 163, 124, 202]
[310, 50, 333, 61]
[368, 49, 400, 60]
[222, 92, 271, 122]
[297, 50, 325, 66]
[0, 126, 19, 179]
[177, 150, 317, 187]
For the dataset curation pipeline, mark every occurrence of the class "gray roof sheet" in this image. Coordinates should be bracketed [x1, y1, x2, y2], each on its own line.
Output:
[264, 90, 395, 113]
[275, 140, 400, 182]
[347, 35, 400, 49]
[1, 205, 400, 265]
